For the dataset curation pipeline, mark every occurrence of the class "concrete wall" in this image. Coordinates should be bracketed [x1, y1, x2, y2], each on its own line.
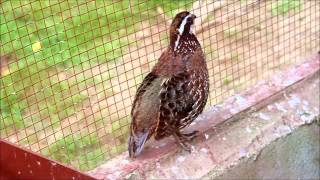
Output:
[217, 122, 320, 179]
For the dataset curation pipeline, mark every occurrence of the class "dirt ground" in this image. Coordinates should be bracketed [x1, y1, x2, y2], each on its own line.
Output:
[4, 0, 320, 169]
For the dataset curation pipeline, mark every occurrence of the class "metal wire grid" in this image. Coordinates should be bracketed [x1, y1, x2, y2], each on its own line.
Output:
[1, 0, 319, 171]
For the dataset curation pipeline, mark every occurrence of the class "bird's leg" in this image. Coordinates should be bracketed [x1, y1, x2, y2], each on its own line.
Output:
[172, 132, 192, 152]
[180, 130, 199, 141]
[172, 130, 199, 152]
[165, 124, 198, 152]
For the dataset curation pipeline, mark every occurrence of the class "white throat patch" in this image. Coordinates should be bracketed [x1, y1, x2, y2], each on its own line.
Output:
[190, 24, 194, 34]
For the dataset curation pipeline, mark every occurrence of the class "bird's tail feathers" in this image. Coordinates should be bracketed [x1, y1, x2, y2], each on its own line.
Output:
[128, 130, 149, 158]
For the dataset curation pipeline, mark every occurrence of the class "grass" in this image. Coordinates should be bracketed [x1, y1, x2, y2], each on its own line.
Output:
[0, 65, 90, 132]
[0, 0, 193, 170]
[271, 0, 303, 16]
[42, 133, 105, 171]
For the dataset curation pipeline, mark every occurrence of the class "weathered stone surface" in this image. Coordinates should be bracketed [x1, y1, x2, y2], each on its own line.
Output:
[217, 123, 320, 180]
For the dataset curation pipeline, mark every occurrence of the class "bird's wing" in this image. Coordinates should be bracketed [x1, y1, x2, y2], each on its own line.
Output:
[129, 72, 163, 157]
[131, 72, 158, 118]
[155, 70, 208, 139]
[131, 71, 166, 132]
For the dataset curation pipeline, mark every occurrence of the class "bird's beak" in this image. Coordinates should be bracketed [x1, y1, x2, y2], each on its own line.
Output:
[190, 14, 197, 20]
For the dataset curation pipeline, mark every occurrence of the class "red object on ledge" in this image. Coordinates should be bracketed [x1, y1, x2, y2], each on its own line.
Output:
[0, 140, 97, 180]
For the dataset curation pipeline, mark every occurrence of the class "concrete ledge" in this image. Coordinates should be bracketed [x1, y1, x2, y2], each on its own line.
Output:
[216, 122, 319, 179]
[88, 53, 320, 179]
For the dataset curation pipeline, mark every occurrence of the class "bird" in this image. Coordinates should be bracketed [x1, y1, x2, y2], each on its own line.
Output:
[128, 11, 209, 158]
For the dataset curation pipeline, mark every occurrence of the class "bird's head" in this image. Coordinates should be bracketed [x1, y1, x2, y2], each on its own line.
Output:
[170, 11, 197, 37]
[169, 11, 197, 51]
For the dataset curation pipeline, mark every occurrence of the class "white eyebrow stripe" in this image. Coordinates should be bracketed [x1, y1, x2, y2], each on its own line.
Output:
[178, 14, 192, 35]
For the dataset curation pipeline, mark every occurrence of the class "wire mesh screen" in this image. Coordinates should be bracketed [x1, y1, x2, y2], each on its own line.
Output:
[1, 0, 319, 171]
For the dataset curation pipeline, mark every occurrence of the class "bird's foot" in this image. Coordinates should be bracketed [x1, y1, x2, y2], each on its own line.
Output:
[173, 130, 199, 152]
[179, 130, 199, 141]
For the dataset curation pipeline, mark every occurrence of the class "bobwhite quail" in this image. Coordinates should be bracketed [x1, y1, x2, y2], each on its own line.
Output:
[128, 11, 209, 158]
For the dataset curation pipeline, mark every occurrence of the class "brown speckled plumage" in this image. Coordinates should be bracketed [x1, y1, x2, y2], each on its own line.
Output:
[129, 11, 209, 158]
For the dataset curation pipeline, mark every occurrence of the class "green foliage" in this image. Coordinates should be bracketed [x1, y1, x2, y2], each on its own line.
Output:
[1, 1, 129, 66]
[44, 133, 104, 171]
[77, 148, 106, 170]
[0, 67, 89, 131]
[271, 0, 302, 16]
[141, 0, 194, 17]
